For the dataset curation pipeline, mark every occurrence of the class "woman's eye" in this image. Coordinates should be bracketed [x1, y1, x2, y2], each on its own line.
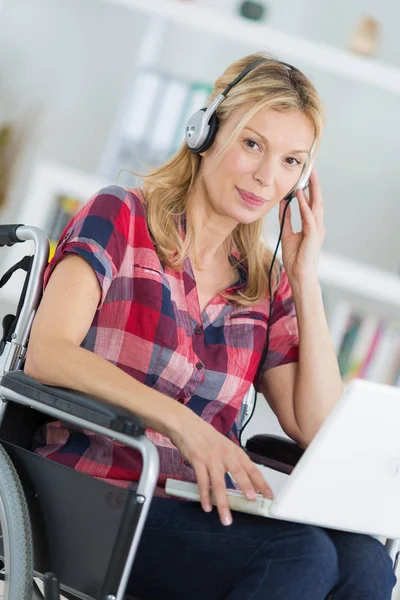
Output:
[244, 139, 260, 151]
[285, 157, 301, 166]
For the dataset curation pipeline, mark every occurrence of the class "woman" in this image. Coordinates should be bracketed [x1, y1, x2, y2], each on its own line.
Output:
[26, 53, 395, 599]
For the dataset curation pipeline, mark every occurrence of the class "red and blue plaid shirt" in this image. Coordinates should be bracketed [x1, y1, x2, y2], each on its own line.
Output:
[33, 186, 299, 494]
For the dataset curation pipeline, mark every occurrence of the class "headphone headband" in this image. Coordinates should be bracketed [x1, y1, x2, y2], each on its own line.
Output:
[185, 58, 300, 154]
[221, 59, 299, 97]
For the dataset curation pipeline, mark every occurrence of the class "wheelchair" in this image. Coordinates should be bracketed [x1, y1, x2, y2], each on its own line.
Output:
[0, 224, 398, 600]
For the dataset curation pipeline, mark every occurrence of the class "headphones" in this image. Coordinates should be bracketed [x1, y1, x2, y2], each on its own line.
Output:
[184, 58, 318, 447]
[185, 58, 316, 202]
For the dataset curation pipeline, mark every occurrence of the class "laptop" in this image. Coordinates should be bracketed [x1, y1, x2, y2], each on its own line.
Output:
[166, 378, 400, 539]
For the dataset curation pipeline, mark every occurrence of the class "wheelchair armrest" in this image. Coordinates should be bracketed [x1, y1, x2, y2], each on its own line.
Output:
[1, 370, 145, 437]
[245, 434, 304, 475]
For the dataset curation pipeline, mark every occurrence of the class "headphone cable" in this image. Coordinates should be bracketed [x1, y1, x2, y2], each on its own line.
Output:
[238, 198, 292, 448]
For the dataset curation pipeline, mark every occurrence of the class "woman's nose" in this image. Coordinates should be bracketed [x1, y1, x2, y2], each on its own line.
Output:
[253, 160, 275, 187]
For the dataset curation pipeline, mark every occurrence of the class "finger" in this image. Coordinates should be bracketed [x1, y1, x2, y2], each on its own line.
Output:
[228, 465, 258, 500]
[308, 169, 324, 224]
[209, 466, 232, 526]
[279, 199, 294, 240]
[194, 462, 212, 513]
[230, 464, 273, 501]
[296, 189, 316, 232]
[244, 459, 274, 500]
[298, 188, 325, 239]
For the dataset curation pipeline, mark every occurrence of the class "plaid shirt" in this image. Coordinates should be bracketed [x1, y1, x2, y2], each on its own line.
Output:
[33, 186, 299, 494]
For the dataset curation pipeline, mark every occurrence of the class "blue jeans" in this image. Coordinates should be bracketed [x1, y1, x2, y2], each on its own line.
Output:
[128, 497, 396, 600]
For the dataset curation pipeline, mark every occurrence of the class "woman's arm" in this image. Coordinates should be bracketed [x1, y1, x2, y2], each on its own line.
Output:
[26, 254, 273, 525]
[260, 170, 343, 448]
[24, 254, 186, 436]
[291, 279, 343, 445]
[259, 283, 343, 449]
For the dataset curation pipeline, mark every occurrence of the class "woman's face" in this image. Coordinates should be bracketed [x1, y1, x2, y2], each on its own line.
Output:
[199, 106, 315, 225]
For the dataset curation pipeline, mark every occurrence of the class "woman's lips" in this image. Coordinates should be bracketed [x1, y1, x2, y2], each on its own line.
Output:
[236, 187, 266, 207]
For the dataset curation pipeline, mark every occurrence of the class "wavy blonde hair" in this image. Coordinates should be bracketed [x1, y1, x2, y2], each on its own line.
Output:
[141, 52, 325, 306]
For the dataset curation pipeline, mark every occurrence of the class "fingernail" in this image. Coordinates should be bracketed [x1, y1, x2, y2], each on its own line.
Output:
[204, 504, 212, 513]
[246, 490, 256, 500]
[223, 512, 232, 526]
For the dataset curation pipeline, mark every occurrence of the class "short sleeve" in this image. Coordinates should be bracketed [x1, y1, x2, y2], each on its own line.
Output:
[259, 264, 299, 374]
[43, 185, 131, 309]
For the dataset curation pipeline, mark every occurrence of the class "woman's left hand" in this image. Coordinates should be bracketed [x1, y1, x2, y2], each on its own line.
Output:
[278, 169, 325, 287]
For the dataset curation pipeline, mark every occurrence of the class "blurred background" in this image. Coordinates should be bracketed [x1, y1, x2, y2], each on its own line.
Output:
[1, 0, 400, 525]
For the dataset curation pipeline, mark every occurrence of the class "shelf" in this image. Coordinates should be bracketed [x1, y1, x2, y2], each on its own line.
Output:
[319, 253, 400, 308]
[103, 0, 400, 95]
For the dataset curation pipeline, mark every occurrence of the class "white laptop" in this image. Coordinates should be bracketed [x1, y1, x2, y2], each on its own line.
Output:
[166, 379, 400, 539]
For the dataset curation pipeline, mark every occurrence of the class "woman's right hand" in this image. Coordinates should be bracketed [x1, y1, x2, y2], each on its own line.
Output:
[168, 411, 274, 526]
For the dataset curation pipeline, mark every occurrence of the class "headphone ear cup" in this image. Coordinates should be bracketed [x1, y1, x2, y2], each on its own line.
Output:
[189, 110, 219, 154]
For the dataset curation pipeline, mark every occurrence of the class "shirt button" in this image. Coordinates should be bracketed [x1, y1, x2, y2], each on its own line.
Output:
[194, 324, 203, 335]
[177, 397, 185, 404]
[195, 362, 204, 370]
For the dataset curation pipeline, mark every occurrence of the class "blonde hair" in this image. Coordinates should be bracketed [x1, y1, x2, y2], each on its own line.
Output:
[141, 52, 325, 306]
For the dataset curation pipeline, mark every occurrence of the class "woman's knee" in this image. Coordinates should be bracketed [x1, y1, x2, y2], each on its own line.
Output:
[248, 524, 340, 599]
[348, 537, 396, 597]
[270, 524, 339, 581]
[329, 532, 396, 599]
[299, 526, 339, 575]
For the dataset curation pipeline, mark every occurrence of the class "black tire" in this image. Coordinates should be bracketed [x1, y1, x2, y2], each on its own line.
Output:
[0, 443, 33, 599]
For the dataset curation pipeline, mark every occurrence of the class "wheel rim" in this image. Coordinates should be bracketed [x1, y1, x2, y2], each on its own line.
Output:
[0, 493, 11, 599]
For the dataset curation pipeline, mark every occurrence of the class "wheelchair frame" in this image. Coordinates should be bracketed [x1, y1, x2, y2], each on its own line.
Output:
[0, 225, 159, 599]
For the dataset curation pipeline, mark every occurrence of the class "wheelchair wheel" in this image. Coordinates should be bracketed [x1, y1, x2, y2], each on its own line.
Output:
[0, 443, 33, 599]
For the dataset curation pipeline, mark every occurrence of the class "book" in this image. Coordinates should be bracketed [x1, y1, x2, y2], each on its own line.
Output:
[386, 343, 400, 386]
[365, 324, 400, 384]
[358, 320, 384, 379]
[146, 76, 190, 165]
[337, 313, 362, 379]
[328, 299, 353, 356]
[46, 194, 83, 260]
[124, 69, 163, 143]
[113, 69, 164, 178]
[345, 314, 381, 381]
[169, 81, 212, 155]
